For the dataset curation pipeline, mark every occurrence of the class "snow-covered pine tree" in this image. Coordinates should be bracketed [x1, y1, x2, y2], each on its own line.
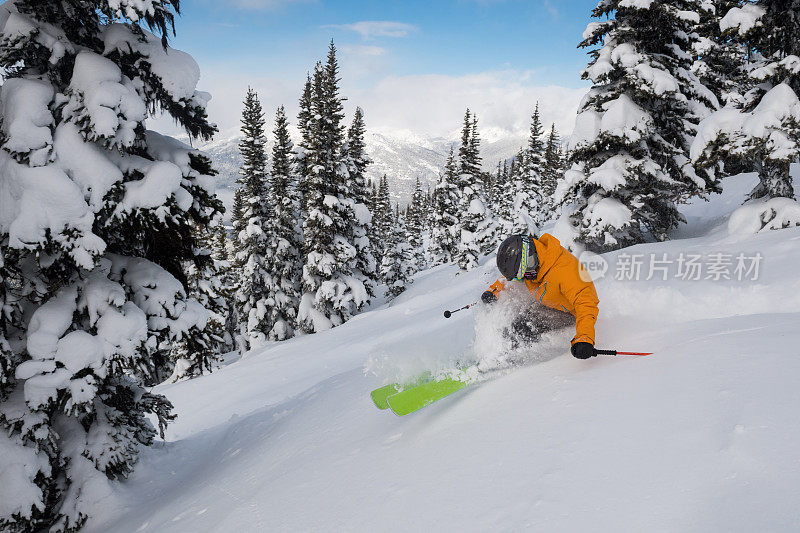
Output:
[511, 106, 547, 233]
[692, 0, 746, 106]
[234, 87, 273, 349]
[295, 74, 313, 206]
[230, 186, 246, 263]
[212, 226, 238, 353]
[372, 175, 393, 257]
[455, 110, 497, 270]
[381, 214, 414, 298]
[525, 103, 546, 179]
[263, 106, 303, 340]
[542, 123, 563, 217]
[424, 183, 435, 230]
[171, 224, 228, 381]
[406, 177, 426, 270]
[430, 147, 461, 265]
[0, 0, 222, 529]
[298, 43, 367, 332]
[345, 106, 378, 296]
[692, 1, 800, 210]
[369, 179, 378, 212]
[492, 159, 514, 238]
[559, 0, 719, 252]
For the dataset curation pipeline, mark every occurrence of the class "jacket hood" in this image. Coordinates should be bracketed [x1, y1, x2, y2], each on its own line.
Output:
[532, 233, 564, 281]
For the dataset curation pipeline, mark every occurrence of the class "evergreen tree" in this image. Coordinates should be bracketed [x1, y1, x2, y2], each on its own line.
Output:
[212, 226, 238, 353]
[372, 175, 392, 258]
[692, 0, 746, 106]
[406, 177, 426, 270]
[455, 110, 497, 270]
[230, 187, 246, 263]
[512, 107, 547, 233]
[172, 225, 228, 380]
[492, 159, 514, 238]
[345, 106, 378, 295]
[424, 184, 434, 230]
[560, 0, 718, 252]
[381, 215, 414, 298]
[298, 42, 367, 332]
[525, 103, 546, 179]
[542, 123, 563, 217]
[263, 106, 303, 340]
[235, 87, 272, 348]
[693, 1, 800, 204]
[430, 147, 461, 265]
[295, 74, 314, 205]
[0, 1, 221, 529]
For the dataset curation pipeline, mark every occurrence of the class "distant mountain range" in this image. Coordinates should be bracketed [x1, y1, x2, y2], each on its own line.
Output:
[189, 129, 527, 210]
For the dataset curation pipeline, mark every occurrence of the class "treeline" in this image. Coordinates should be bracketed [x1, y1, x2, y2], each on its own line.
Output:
[221, 42, 376, 351]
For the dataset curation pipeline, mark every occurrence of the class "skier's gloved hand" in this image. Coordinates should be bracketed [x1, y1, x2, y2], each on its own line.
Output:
[571, 342, 595, 359]
[481, 290, 498, 304]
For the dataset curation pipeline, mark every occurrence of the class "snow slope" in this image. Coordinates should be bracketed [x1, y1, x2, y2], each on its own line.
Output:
[85, 171, 800, 532]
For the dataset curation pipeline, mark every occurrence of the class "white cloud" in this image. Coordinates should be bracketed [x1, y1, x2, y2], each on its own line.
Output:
[149, 67, 588, 148]
[541, 0, 559, 18]
[341, 45, 387, 57]
[324, 21, 418, 40]
[346, 70, 587, 140]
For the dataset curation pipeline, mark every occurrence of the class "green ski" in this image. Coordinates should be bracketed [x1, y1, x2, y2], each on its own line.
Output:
[370, 383, 401, 410]
[370, 372, 433, 409]
[386, 374, 471, 416]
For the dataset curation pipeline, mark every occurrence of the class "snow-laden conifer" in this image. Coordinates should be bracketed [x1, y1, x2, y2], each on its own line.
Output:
[691, 0, 800, 231]
[381, 215, 414, 298]
[541, 123, 563, 220]
[263, 106, 303, 340]
[295, 74, 314, 207]
[491, 160, 514, 238]
[692, 0, 746, 106]
[235, 87, 273, 348]
[511, 107, 546, 234]
[171, 224, 229, 380]
[298, 43, 368, 332]
[371, 175, 392, 259]
[455, 110, 497, 270]
[406, 177, 427, 270]
[0, 0, 221, 528]
[430, 148, 461, 266]
[559, 0, 719, 252]
[345, 107, 378, 295]
[212, 226, 238, 353]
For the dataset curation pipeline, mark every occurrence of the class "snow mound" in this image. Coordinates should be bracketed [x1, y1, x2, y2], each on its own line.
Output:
[728, 197, 800, 235]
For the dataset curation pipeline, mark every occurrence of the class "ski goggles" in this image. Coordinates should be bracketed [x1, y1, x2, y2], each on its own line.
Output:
[512, 237, 533, 281]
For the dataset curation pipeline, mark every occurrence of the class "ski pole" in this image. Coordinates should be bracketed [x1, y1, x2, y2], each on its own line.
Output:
[443, 301, 479, 318]
[594, 348, 653, 357]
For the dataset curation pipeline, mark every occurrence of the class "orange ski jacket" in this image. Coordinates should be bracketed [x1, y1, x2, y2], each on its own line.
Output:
[487, 233, 599, 346]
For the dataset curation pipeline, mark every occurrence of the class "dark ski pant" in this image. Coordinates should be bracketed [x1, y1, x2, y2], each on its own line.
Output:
[507, 305, 574, 345]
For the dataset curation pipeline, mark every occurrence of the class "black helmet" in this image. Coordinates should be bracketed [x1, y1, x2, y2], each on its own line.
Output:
[497, 235, 539, 281]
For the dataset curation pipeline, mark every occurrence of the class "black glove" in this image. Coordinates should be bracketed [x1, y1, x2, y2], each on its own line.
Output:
[481, 290, 498, 304]
[571, 342, 595, 359]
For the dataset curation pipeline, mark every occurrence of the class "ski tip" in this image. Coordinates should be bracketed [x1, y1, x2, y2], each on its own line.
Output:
[370, 384, 400, 410]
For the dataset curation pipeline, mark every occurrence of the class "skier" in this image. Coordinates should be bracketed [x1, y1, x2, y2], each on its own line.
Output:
[482, 234, 599, 359]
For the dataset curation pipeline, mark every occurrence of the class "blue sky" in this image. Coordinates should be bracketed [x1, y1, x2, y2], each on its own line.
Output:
[159, 0, 599, 139]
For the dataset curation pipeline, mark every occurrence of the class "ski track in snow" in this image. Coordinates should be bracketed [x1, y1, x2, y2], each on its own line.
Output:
[85, 171, 800, 532]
